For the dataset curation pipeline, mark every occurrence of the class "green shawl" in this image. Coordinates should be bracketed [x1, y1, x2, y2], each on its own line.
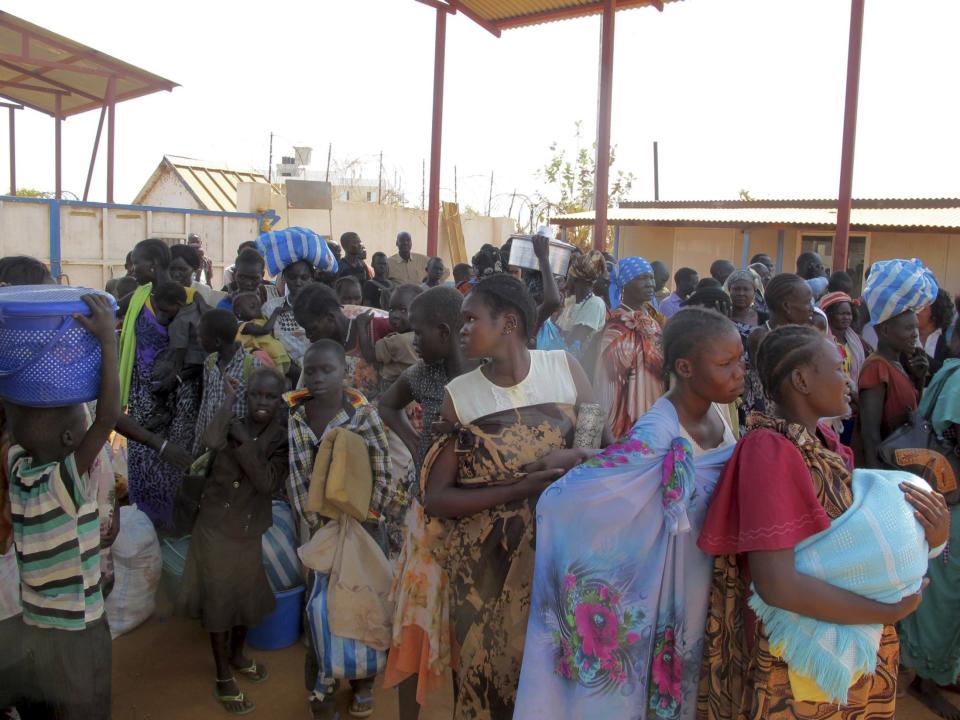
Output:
[118, 283, 152, 408]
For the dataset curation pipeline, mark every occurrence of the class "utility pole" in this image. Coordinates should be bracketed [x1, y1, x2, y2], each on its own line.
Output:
[377, 150, 383, 204]
[487, 171, 494, 216]
[268, 132, 273, 183]
[453, 165, 458, 205]
[325, 142, 332, 182]
[421, 159, 426, 209]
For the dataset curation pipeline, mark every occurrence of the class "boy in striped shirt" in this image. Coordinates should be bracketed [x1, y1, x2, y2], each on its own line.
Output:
[4, 294, 119, 720]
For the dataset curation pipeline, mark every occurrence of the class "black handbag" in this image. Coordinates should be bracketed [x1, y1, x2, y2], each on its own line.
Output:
[877, 410, 960, 503]
[173, 450, 216, 535]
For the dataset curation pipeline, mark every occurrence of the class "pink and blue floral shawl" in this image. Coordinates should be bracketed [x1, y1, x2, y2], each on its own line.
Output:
[515, 397, 734, 720]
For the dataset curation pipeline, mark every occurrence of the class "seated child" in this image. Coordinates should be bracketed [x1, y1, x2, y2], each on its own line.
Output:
[193, 309, 262, 456]
[177, 367, 289, 715]
[374, 283, 422, 390]
[233, 291, 291, 375]
[147, 281, 207, 431]
[287, 340, 403, 720]
[4, 294, 119, 720]
[334, 275, 363, 307]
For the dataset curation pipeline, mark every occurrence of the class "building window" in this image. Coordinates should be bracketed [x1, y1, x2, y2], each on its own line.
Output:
[339, 191, 349, 202]
[366, 191, 377, 202]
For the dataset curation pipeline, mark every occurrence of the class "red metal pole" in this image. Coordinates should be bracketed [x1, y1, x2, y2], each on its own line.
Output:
[106, 76, 116, 203]
[593, 0, 616, 251]
[82, 103, 107, 201]
[8, 106, 15, 195]
[426, 7, 446, 258]
[54, 94, 61, 200]
[833, 0, 865, 275]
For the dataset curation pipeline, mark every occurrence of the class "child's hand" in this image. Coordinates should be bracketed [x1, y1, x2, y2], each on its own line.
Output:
[74, 294, 117, 344]
[901, 482, 950, 549]
[223, 375, 239, 400]
[355, 311, 373, 328]
[159, 441, 193, 471]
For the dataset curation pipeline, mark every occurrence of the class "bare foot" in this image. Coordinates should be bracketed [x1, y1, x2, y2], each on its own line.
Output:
[912, 677, 960, 720]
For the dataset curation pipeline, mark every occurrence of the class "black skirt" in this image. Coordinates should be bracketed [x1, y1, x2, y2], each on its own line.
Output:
[176, 523, 275, 633]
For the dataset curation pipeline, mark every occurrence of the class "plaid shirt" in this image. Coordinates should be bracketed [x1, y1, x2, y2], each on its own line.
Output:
[193, 349, 261, 455]
[286, 389, 400, 536]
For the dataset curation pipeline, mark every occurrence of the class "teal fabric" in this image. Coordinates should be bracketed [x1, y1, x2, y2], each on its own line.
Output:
[919, 359, 960, 435]
[748, 469, 929, 704]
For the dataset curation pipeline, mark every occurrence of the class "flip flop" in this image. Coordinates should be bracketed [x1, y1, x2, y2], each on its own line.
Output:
[349, 690, 374, 718]
[214, 678, 255, 715]
[232, 659, 269, 683]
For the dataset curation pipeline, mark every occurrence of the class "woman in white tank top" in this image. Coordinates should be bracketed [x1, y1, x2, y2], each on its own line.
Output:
[396, 275, 600, 720]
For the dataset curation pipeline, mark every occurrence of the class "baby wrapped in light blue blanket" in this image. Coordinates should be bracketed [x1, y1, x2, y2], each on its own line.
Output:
[749, 468, 930, 703]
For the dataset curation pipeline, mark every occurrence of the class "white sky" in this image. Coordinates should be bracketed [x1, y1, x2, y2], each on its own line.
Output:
[1, 0, 958, 223]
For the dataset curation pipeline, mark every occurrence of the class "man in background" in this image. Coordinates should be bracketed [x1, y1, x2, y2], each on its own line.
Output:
[187, 233, 214, 287]
[660, 267, 699, 318]
[387, 231, 430, 285]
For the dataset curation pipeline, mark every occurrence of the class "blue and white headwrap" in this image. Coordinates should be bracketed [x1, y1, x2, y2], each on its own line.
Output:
[256, 226, 338, 278]
[608, 256, 653, 308]
[862, 258, 938, 325]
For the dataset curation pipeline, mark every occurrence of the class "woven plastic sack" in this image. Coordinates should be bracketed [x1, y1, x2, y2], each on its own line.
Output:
[255, 227, 338, 278]
[262, 500, 302, 592]
[306, 573, 387, 680]
[104, 505, 161, 638]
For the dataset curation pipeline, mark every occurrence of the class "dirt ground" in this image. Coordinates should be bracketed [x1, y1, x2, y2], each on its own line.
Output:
[111, 586, 949, 720]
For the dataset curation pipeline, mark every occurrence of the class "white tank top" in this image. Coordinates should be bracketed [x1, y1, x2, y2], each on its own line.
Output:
[447, 350, 579, 425]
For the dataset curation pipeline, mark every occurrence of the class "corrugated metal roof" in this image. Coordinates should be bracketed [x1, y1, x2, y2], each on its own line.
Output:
[433, 0, 680, 34]
[552, 202, 960, 232]
[0, 11, 176, 118]
[133, 156, 269, 212]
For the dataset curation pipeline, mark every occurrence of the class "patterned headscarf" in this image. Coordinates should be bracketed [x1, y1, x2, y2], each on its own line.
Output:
[568, 250, 608, 284]
[818, 291, 853, 312]
[608, 256, 653, 308]
[862, 258, 938, 325]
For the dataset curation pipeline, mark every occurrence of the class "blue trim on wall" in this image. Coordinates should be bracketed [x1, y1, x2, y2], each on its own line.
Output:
[48, 200, 61, 279]
[0, 194, 259, 219]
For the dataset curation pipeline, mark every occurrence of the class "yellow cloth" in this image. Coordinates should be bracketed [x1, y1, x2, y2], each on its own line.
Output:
[237, 321, 291, 374]
[307, 427, 373, 521]
[770, 643, 862, 702]
[374, 331, 418, 386]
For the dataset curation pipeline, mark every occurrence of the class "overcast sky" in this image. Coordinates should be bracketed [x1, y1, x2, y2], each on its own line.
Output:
[1, 0, 958, 221]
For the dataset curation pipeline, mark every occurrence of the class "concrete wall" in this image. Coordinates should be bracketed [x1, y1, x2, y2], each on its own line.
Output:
[237, 182, 514, 274]
[611, 224, 960, 292]
[0, 197, 260, 289]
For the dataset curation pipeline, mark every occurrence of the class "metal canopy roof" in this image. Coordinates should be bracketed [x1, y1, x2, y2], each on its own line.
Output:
[0, 11, 177, 118]
[553, 199, 960, 232]
[422, 0, 679, 36]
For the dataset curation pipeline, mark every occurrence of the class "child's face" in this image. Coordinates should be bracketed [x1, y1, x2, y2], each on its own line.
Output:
[302, 347, 346, 399]
[427, 259, 445, 282]
[246, 374, 284, 424]
[295, 308, 337, 344]
[410, 304, 448, 364]
[337, 283, 362, 307]
[233, 294, 262, 322]
[198, 323, 226, 354]
[372, 256, 390, 278]
[389, 293, 413, 333]
[153, 299, 182, 327]
[283, 262, 313, 300]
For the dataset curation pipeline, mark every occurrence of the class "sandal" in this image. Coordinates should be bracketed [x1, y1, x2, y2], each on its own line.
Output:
[349, 690, 374, 718]
[309, 694, 341, 720]
[214, 678, 255, 715]
[232, 659, 269, 683]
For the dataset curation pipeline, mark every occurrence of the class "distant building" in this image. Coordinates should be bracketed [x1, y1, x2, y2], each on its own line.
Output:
[554, 197, 960, 294]
[134, 155, 270, 212]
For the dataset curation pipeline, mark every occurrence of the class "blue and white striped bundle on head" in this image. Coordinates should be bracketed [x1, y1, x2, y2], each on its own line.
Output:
[256, 226, 338, 278]
[862, 258, 938, 325]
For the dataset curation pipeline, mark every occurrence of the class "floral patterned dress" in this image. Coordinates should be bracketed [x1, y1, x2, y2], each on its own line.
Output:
[516, 397, 736, 720]
[593, 305, 666, 439]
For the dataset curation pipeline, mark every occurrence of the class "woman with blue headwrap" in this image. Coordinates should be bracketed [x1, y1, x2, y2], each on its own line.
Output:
[593, 257, 666, 438]
[858, 258, 938, 468]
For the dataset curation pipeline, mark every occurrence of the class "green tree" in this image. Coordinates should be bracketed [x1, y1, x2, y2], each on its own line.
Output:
[535, 121, 635, 251]
[14, 188, 50, 198]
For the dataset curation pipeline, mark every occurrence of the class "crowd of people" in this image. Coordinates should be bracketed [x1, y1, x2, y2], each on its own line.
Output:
[0, 228, 958, 720]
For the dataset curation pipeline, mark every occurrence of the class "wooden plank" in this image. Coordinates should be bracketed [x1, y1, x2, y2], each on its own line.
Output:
[441, 201, 468, 266]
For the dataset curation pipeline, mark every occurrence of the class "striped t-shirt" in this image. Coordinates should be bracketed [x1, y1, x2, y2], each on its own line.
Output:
[7, 446, 104, 630]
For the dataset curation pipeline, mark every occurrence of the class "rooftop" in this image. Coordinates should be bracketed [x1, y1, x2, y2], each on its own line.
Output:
[134, 155, 268, 212]
[552, 198, 960, 232]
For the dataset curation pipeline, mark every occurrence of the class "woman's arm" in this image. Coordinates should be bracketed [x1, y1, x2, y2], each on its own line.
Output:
[749, 548, 924, 625]
[858, 385, 886, 468]
[377, 373, 420, 458]
[533, 235, 561, 331]
[422, 393, 565, 518]
[356, 313, 377, 364]
[115, 414, 193, 470]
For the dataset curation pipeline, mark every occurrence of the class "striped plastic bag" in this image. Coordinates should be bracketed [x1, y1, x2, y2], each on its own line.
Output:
[261, 500, 302, 592]
[255, 227, 338, 278]
[306, 572, 386, 680]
